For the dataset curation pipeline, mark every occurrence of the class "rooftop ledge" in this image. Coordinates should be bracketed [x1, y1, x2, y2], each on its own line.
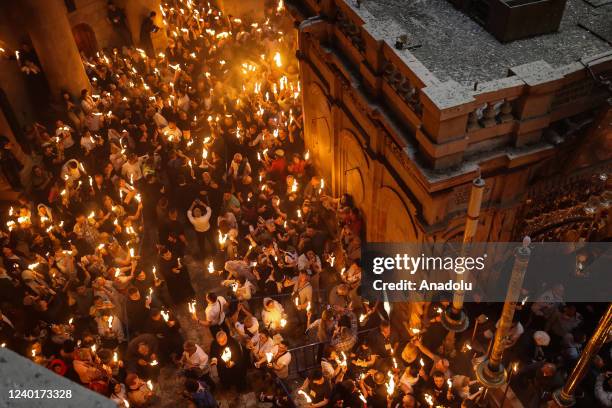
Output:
[321, 0, 612, 113]
[353, 0, 612, 86]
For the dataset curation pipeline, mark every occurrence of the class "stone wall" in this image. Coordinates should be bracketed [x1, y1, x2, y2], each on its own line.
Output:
[294, 9, 611, 244]
[217, 0, 267, 21]
[0, 5, 35, 126]
[68, 0, 117, 51]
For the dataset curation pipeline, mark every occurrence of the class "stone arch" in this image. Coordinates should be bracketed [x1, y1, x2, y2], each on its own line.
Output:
[440, 224, 464, 244]
[376, 186, 418, 243]
[72, 23, 98, 57]
[305, 82, 332, 181]
[338, 129, 369, 207]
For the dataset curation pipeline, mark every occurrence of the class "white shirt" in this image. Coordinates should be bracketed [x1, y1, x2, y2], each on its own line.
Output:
[273, 350, 291, 379]
[205, 296, 227, 325]
[177, 94, 190, 112]
[161, 125, 182, 142]
[80, 134, 96, 153]
[292, 279, 312, 306]
[235, 319, 259, 340]
[182, 344, 209, 373]
[153, 112, 168, 128]
[122, 160, 143, 182]
[187, 206, 212, 232]
[55, 126, 74, 149]
[297, 254, 321, 272]
[261, 299, 285, 330]
[252, 335, 274, 358]
[229, 159, 251, 179]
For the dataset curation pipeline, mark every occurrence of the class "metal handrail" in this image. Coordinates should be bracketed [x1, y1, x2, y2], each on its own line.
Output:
[286, 326, 377, 376]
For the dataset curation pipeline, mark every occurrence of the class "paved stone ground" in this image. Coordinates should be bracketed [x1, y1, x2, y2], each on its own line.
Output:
[136, 202, 340, 408]
[150, 249, 309, 408]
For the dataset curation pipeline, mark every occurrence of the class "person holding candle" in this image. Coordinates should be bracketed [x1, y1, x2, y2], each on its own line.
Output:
[125, 372, 156, 407]
[261, 297, 286, 331]
[180, 341, 214, 390]
[266, 339, 292, 380]
[321, 346, 348, 384]
[421, 370, 455, 407]
[125, 334, 159, 379]
[300, 369, 331, 408]
[159, 208, 188, 257]
[157, 246, 194, 305]
[250, 329, 276, 368]
[125, 286, 151, 334]
[209, 330, 246, 391]
[368, 320, 399, 369]
[193, 292, 228, 337]
[151, 309, 182, 360]
[187, 199, 213, 260]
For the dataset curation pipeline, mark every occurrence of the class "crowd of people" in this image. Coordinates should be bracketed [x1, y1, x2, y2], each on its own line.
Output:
[0, 0, 611, 407]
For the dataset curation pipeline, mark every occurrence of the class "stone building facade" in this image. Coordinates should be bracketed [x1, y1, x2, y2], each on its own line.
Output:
[286, 0, 612, 244]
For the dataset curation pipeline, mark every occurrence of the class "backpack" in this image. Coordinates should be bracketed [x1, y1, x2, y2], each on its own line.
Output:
[192, 381, 217, 408]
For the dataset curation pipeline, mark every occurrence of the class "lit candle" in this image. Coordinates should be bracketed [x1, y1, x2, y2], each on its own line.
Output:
[386, 371, 395, 395]
[221, 347, 232, 363]
[273, 52, 282, 67]
[188, 300, 197, 316]
[297, 390, 312, 403]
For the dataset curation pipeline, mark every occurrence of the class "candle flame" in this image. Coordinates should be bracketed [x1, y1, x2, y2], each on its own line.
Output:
[161, 310, 170, 322]
[386, 371, 395, 395]
[298, 390, 312, 403]
[221, 347, 232, 362]
[273, 52, 282, 67]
